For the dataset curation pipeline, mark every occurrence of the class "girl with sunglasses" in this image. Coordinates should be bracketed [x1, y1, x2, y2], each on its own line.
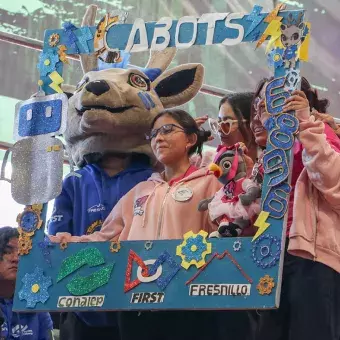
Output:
[250, 77, 340, 340]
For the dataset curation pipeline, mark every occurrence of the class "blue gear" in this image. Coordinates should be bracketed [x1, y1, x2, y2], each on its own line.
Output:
[252, 234, 281, 269]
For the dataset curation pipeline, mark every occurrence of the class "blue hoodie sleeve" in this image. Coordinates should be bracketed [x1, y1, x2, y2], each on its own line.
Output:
[38, 313, 53, 340]
[48, 178, 74, 236]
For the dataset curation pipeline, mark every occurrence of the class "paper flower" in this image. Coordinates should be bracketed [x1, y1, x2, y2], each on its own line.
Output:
[18, 267, 52, 308]
[17, 207, 43, 236]
[267, 48, 284, 68]
[37, 50, 60, 77]
[176, 230, 212, 269]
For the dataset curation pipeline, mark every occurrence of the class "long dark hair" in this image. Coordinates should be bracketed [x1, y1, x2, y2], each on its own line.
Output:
[150, 109, 211, 156]
[219, 92, 255, 148]
[0, 227, 18, 260]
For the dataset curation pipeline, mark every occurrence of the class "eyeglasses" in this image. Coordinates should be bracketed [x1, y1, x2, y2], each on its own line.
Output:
[146, 124, 185, 140]
[208, 118, 246, 136]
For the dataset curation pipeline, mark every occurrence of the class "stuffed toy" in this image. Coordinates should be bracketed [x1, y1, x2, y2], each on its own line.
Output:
[47, 5, 204, 338]
[198, 143, 261, 238]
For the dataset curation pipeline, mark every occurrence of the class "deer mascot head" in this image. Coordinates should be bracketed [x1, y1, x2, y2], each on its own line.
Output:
[64, 5, 204, 168]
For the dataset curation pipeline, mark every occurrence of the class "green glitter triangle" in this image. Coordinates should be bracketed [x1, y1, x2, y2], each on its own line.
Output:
[66, 263, 114, 296]
[57, 247, 105, 282]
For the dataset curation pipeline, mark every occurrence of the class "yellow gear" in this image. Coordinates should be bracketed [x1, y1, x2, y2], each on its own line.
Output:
[256, 275, 275, 295]
[176, 230, 212, 270]
[110, 240, 121, 253]
[48, 33, 60, 47]
[18, 233, 32, 256]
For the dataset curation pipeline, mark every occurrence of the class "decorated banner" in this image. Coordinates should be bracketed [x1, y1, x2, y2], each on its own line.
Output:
[12, 4, 310, 312]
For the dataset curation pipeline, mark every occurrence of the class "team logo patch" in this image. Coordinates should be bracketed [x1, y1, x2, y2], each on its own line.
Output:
[133, 195, 149, 216]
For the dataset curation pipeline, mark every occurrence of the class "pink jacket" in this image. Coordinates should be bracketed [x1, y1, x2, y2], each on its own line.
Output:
[288, 108, 340, 273]
[74, 168, 223, 242]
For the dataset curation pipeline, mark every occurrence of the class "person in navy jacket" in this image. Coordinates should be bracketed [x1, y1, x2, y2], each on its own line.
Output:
[0, 227, 53, 340]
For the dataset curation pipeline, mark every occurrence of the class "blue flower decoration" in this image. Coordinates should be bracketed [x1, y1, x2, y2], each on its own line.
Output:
[20, 211, 38, 233]
[267, 48, 284, 68]
[18, 267, 52, 308]
[37, 50, 60, 77]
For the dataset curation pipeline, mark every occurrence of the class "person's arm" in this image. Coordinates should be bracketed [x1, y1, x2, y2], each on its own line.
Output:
[283, 91, 340, 209]
[50, 186, 136, 243]
[38, 313, 54, 340]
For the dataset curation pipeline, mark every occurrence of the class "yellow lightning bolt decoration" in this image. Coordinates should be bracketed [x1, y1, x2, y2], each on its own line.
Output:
[256, 3, 285, 50]
[298, 22, 311, 62]
[49, 71, 64, 93]
[252, 211, 271, 241]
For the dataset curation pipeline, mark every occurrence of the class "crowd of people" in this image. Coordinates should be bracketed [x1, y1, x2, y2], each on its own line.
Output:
[1, 76, 340, 340]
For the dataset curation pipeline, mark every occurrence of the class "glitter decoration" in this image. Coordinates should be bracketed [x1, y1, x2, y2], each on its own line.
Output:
[176, 230, 212, 270]
[49, 71, 64, 94]
[269, 114, 299, 151]
[57, 45, 69, 64]
[66, 263, 114, 296]
[186, 250, 253, 285]
[109, 240, 121, 253]
[37, 50, 60, 77]
[18, 232, 32, 256]
[18, 267, 52, 308]
[284, 68, 301, 92]
[48, 33, 60, 47]
[253, 211, 271, 241]
[57, 247, 105, 282]
[245, 5, 264, 38]
[263, 148, 289, 186]
[251, 30, 261, 43]
[144, 241, 153, 250]
[38, 236, 55, 267]
[149, 250, 180, 290]
[86, 220, 102, 235]
[124, 250, 149, 293]
[257, 275, 275, 295]
[17, 206, 43, 236]
[265, 77, 290, 116]
[264, 3, 285, 23]
[233, 240, 242, 252]
[262, 182, 290, 219]
[267, 48, 284, 68]
[75, 27, 93, 53]
[62, 22, 79, 52]
[252, 234, 281, 269]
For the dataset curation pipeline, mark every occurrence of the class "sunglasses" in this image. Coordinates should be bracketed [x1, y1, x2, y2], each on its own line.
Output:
[146, 124, 185, 140]
[208, 118, 246, 136]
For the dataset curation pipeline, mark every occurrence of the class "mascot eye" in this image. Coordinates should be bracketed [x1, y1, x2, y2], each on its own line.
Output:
[129, 73, 149, 91]
[222, 161, 232, 170]
[76, 77, 89, 92]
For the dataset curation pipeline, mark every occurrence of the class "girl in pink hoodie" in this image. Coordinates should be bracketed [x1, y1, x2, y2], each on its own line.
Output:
[252, 77, 340, 340]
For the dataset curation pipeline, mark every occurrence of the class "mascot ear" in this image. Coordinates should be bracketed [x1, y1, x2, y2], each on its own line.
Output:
[152, 64, 204, 108]
[62, 84, 76, 98]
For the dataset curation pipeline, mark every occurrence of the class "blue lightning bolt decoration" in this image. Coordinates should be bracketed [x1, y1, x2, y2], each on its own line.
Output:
[245, 5, 264, 38]
[75, 27, 93, 54]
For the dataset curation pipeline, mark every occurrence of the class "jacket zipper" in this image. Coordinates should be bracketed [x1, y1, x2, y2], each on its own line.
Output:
[156, 185, 171, 239]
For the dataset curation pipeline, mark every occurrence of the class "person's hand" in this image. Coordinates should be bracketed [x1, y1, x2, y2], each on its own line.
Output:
[312, 110, 339, 132]
[195, 115, 214, 141]
[283, 90, 309, 113]
[49, 232, 76, 244]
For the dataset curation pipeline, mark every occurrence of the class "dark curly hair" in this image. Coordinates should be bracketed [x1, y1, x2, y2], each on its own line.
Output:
[0, 227, 18, 261]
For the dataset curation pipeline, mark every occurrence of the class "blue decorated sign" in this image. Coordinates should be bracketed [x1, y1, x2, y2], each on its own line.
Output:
[13, 5, 310, 312]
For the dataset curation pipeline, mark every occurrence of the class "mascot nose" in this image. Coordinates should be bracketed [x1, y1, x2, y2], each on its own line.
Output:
[85, 80, 110, 96]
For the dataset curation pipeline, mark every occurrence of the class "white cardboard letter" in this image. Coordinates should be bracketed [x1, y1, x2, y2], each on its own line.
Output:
[125, 18, 149, 52]
[175, 16, 198, 49]
[222, 13, 244, 46]
[198, 13, 229, 45]
[151, 17, 173, 51]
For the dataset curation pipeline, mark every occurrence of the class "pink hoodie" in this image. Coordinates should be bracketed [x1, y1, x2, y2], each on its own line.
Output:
[72, 168, 223, 242]
[288, 108, 340, 274]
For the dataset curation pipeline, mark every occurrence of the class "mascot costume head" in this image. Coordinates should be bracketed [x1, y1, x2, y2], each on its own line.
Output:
[64, 5, 204, 168]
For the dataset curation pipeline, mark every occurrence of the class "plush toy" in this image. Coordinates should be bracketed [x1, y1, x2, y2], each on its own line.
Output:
[48, 5, 204, 338]
[198, 143, 261, 237]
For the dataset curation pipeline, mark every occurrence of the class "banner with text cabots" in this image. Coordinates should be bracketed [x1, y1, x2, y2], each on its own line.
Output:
[13, 5, 310, 312]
